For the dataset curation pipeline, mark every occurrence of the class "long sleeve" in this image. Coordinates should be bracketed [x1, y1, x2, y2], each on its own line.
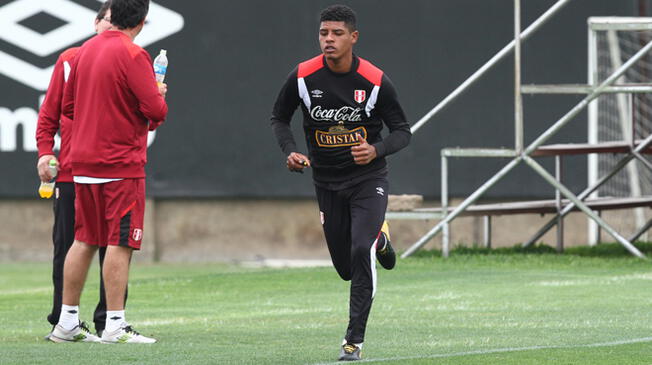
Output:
[36, 56, 66, 158]
[270, 68, 301, 156]
[126, 50, 168, 124]
[372, 74, 411, 158]
[61, 57, 76, 122]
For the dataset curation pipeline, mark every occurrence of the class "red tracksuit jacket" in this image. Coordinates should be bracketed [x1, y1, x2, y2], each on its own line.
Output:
[63, 30, 167, 179]
[36, 47, 79, 183]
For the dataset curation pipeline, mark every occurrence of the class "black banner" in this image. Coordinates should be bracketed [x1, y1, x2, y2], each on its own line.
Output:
[0, 0, 637, 198]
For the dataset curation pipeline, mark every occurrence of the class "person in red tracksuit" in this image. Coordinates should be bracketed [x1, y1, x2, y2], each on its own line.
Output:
[35, 1, 126, 340]
[48, 0, 168, 344]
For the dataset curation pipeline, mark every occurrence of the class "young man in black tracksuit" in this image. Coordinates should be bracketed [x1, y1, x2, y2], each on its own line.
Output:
[270, 4, 411, 361]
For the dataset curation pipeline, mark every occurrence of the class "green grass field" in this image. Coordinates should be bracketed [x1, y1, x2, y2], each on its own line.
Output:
[2, 247, 652, 364]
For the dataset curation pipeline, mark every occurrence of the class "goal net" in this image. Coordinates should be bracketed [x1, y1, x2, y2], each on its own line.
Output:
[588, 17, 652, 242]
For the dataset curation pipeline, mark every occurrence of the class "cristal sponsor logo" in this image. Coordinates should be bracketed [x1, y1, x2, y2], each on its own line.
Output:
[0, 0, 184, 152]
[310, 106, 362, 122]
[315, 126, 367, 148]
[311, 89, 323, 98]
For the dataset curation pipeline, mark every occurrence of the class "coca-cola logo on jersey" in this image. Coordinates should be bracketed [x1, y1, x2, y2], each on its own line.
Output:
[310, 106, 363, 122]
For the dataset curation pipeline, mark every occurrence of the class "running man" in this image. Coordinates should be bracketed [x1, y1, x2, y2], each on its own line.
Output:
[35, 1, 127, 340]
[270, 4, 411, 361]
[49, 0, 168, 344]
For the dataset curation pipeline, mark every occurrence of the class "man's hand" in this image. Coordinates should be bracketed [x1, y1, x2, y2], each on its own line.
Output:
[158, 83, 168, 98]
[37, 155, 58, 182]
[351, 134, 376, 165]
[287, 152, 310, 173]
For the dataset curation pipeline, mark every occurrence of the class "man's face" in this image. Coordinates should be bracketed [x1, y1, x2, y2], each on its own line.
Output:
[319, 21, 358, 61]
[94, 9, 112, 34]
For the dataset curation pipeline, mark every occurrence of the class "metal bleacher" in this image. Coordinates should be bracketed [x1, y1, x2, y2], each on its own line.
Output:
[390, 0, 652, 259]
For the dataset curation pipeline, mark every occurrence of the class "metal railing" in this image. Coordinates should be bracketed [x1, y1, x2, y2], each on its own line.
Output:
[400, 0, 652, 259]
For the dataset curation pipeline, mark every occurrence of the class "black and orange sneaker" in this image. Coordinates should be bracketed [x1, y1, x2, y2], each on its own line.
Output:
[338, 343, 362, 361]
[376, 221, 396, 270]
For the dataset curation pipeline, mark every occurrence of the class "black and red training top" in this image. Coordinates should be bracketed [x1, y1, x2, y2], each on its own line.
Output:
[271, 54, 411, 190]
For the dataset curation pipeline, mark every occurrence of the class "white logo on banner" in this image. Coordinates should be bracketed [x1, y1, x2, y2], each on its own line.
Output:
[0, 0, 184, 151]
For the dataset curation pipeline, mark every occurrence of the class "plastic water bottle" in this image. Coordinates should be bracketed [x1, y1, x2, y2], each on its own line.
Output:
[38, 159, 58, 199]
[153, 49, 168, 85]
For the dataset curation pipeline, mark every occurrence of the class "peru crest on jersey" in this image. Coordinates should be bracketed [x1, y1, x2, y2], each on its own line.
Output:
[354, 89, 366, 103]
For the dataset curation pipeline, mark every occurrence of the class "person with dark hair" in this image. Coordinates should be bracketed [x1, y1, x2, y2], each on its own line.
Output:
[270, 4, 411, 361]
[49, 0, 167, 344]
[110, 0, 149, 29]
[36, 1, 126, 341]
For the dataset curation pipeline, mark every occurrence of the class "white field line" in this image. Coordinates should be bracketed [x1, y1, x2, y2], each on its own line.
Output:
[536, 272, 652, 287]
[310, 337, 652, 365]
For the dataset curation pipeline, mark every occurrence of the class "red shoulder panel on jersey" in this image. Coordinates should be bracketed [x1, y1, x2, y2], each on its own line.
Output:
[60, 47, 80, 62]
[357, 57, 383, 86]
[297, 55, 324, 78]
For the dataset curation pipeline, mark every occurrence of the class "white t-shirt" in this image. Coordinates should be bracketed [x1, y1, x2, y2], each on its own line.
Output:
[73, 176, 124, 184]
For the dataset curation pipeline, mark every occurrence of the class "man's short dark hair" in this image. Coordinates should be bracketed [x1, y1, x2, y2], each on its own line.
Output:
[110, 0, 149, 29]
[96, 1, 111, 22]
[320, 4, 357, 32]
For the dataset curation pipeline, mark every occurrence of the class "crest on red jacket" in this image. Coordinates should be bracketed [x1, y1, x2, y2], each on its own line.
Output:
[354, 90, 366, 103]
[132, 229, 143, 241]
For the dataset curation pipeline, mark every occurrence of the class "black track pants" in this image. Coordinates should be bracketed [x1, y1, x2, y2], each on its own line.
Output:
[315, 176, 388, 344]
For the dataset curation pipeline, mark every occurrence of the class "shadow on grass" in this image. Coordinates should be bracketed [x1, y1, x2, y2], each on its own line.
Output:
[410, 242, 652, 258]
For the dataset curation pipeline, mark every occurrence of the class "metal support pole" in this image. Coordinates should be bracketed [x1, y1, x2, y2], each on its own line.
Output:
[514, 0, 524, 153]
[484, 216, 492, 249]
[441, 155, 450, 257]
[555, 156, 564, 252]
[608, 36, 647, 235]
[630, 93, 635, 148]
[522, 133, 652, 247]
[597, 210, 602, 244]
[401, 157, 523, 258]
[524, 156, 646, 258]
[631, 151, 652, 241]
[587, 22, 600, 246]
[410, 0, 573, 133]
[633, 151, 652, 172]
[629, 216, 652, 242]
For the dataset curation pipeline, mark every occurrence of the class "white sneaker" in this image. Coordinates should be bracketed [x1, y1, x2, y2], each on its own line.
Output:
[101, 324, 156, 344]
[49, 322, 101, 343]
